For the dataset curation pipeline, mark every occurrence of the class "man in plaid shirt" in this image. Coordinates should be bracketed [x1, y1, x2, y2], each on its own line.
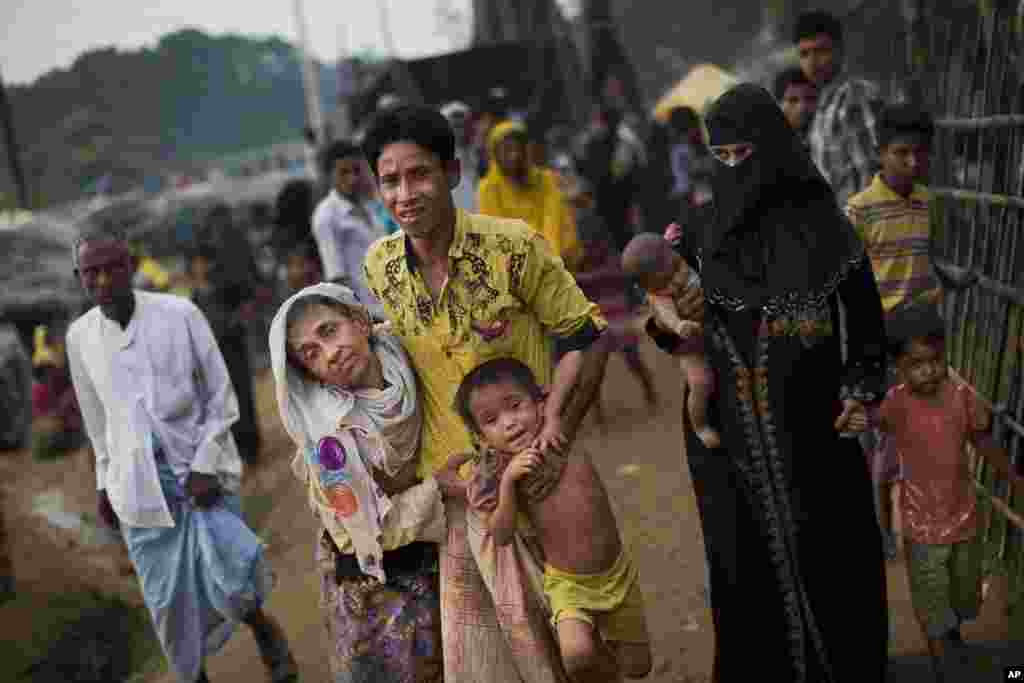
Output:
[798, 10, 883, 207]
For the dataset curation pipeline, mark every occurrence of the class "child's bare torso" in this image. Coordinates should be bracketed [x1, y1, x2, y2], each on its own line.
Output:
[525, 448, 622, 575]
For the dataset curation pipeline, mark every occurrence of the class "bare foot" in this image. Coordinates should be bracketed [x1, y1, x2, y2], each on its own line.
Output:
[696, 426, 721, 449]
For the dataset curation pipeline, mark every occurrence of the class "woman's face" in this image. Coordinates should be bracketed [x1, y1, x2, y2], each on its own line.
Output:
[494, 135, 528, 178]
[708, 142, 756, 167]
[288, 304, 375, 388]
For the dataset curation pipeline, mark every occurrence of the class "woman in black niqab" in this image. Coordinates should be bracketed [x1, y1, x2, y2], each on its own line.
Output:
[649, 84, 890, 683]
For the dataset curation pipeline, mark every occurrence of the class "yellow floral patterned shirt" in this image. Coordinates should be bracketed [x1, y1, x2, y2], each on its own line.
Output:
[364, 210, 605, 478]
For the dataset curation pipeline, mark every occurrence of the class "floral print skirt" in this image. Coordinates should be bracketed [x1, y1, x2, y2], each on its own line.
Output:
[317, 532, 443, 683]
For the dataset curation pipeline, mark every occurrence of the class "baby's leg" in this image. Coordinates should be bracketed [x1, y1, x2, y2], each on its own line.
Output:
[680, 354, 720, 449]
[557, 615, 622, 683]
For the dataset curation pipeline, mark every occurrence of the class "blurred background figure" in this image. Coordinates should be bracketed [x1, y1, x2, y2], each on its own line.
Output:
[773, 66, 819, 146]
[188, 204, 267, 462]
[0, 321, 32, 452]
[666, 106, 705, 220]
[284, 239, 324, 294]
[312, 140, 386, 318]
[568, 177, 657, 426]
[576, 103, 646, 253]
[271, 178, 317, 287]
[441, 100, 481, 212]
[478, 120, 582, 272]
[473, 87, 510, 179]
[30, 316, 84, 461]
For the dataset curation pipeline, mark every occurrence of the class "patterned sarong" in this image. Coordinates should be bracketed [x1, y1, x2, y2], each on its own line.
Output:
[122, 456, 270, 683]
[316, 532, 442, 683]
[440, 500, 569, 683]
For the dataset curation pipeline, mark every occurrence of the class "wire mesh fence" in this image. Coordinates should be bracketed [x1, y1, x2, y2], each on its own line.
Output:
[901, 0, 1024, 625]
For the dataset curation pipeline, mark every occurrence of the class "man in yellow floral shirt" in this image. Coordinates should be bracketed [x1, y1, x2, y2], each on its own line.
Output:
[362, 105, 609, 682]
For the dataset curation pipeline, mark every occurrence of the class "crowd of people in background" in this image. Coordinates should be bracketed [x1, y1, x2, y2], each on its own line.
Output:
[1, 7, 1022, 683]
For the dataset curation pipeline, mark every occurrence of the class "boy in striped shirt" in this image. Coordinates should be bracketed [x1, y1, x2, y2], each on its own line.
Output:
[846, 103, 940, 312]
[846, 102, 942, 558]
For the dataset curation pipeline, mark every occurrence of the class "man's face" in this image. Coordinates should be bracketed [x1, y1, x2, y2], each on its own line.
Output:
[798, 34, 838, 88]
[333, 156, 363, 198]
[75, 238, 137, 316]
[494, 135, 528, 179]
[880, 135, 930, 192]
[780, 82, 818, 132]
[375, 141, 458, 239]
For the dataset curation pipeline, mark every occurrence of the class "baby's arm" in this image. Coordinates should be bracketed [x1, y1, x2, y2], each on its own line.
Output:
[649, 293, 701, 339]
[649, 293, 686, 335]
[489, 449, 543, 546]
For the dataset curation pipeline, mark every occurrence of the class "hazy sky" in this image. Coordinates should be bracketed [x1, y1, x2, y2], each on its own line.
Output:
[0, 0, 484, 86]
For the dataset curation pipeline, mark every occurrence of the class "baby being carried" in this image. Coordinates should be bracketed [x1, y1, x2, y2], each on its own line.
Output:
[622, 231, 720, 449]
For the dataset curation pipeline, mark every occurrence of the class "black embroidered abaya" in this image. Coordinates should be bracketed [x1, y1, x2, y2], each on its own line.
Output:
[649, 84, 889, 683]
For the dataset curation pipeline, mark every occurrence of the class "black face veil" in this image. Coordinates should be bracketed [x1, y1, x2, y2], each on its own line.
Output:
[698, 84, 864, 314]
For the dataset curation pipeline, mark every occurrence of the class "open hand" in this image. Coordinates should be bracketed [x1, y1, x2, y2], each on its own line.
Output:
[186, 472, 222, 508]
[834, 399, 869, 434]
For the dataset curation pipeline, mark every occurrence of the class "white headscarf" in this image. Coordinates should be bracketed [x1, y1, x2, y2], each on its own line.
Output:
[269, 283, 425, 581]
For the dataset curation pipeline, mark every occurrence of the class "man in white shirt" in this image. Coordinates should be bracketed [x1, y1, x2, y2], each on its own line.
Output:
[312, 140, 385, 319]
[66, 223, 296, 683]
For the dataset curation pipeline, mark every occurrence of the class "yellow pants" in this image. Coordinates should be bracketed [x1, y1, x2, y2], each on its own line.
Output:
[543, 550, 650, 644]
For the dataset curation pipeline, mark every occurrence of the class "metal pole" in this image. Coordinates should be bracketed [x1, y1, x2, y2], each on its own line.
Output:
[293, 0, 325, 143]
[376, 0, 397, 57]
[0, 71, 30, 209]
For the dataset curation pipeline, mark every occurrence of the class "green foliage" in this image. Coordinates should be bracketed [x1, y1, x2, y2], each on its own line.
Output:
[0, 28, 334, 207]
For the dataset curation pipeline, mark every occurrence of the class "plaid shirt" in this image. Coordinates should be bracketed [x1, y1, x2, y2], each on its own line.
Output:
[809, 75, 882, 207]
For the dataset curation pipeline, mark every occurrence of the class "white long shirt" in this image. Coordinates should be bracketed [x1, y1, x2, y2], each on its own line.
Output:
[67, 291, 243, 528]
[311, 190, 385, 318]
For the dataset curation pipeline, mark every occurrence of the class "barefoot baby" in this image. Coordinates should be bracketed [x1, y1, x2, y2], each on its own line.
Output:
[456, 358, 652, 683]
[622, 232, 720, 448]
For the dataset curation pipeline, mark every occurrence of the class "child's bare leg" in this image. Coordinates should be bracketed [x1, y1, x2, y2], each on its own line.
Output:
[681, 355, 719, 448]
[621, 346, 657, 407]
[557, 617, 621, 683]
[608, 641, 653, 679]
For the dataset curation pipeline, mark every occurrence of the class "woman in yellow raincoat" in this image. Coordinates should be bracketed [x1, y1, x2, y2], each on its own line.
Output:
[478, 121, 583, 271]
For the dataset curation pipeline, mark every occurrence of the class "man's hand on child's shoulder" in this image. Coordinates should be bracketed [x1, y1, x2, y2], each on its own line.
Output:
[534, 413, 568, 454]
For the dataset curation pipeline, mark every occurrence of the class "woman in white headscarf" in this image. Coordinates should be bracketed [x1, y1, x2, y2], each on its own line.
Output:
[269, 283, 446, 683]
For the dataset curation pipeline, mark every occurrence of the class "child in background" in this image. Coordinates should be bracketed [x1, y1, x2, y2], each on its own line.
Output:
[458, 358, 652, 683]
[847, 102, 942, 558]
[284, 239, 325, 294]
[621, 231, 719, 448]
[569, 178, 658, 423]
[875, 303, 990, 679]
